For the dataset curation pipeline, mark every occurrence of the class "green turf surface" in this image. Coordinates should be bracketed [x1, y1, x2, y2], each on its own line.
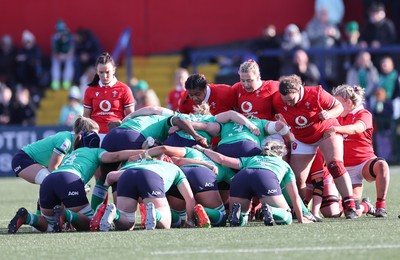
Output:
[1, 167, 400, 260]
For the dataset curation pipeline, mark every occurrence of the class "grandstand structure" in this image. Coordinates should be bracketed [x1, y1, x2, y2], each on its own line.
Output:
[36, 55, 219, 125]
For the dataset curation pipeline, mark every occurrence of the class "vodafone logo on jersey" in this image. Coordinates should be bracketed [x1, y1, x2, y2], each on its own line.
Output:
[241, 101, 253, 113]
[99, 100, 112, 112]
[295, 116, 308, 126]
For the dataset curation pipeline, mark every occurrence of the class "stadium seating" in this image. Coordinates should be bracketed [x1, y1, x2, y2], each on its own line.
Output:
[36, 55, 220, 125]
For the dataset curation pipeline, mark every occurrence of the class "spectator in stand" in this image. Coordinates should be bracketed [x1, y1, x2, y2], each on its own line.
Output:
[129, 78, 160, 109]
[50, 20, 75, 91]
[129, 78, 148, 109]
[251, 25, 281, 80]
[281, 24, 310, 53]
[83, 52, 135, 139]
[371, 88, 394, 161]
[306, 7, 341, 48]
[178, 73, 237, 115]
[346, 51, 379, 108]
[377, 56, 399, 101]
[360, 2, 397, 65]
[305, 6, 341, 89]
[15, 30, 43, 104]
[59, 86, 84, 126]
[73, 28, 103, 84]
[280, 24, 310, 73]
[0, 34, 16, 88]
[339, 21, 361, 85]
[8, 86, 36, 126]
[166, 68, 189, 111]
[315, 0, 344, 26]
[0, 83, 12, 125]
[342, 21, 361, 48]
[280, 49, 321, 86]
[360, 2, 397, 49]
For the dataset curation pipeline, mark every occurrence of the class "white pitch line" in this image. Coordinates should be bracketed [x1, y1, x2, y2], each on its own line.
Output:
[152, 244, 400, 255]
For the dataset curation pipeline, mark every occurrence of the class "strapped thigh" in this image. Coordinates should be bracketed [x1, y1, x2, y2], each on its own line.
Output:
[368, 157, 386, 178]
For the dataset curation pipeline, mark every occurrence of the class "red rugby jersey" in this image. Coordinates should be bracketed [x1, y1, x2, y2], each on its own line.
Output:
[83, 80, 135, 134]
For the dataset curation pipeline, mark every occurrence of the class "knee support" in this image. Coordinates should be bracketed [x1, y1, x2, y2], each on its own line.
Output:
[35, 168, 51, 185]
[369, 157, 386, 178]
[327, 160, 346, 179]
[311, 178, 324, 197]
[321, 195, 339, 209]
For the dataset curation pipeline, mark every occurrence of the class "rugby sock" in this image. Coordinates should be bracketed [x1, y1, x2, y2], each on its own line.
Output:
[170, 209, 180, 226]
[239, 212, 249, 227]
[205, 204, 226, 226]
[376, 198, 386, 209]
[170, 209, 186, 227]
[271, 206, 292, 225]
[65, 209, 79, 224]
[24, 213, 39, 226]
[91, 181, 108, 211]
[343, 196, 356, 209]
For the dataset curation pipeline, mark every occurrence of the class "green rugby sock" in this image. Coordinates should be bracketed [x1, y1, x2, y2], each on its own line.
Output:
[170, 209, 180, 224]
[65, 209, 79, 224]
[239, 212, 249, 226]
[91, 181, 108, 211]
[204, 207, 225, 226]
[271, 206, 292, 225]
[24, 213, 39, 226]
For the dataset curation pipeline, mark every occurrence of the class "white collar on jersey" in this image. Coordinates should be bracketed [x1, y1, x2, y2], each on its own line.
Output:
[203, 85, 211, 103]
[297, 85, 305, 103]
[349, 105, 365, 114]
[99, 77, 117, 88]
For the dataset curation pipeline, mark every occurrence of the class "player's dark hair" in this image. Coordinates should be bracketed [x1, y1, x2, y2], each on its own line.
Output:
[185, 74, 207, 91]
[88, 52, 116, 86]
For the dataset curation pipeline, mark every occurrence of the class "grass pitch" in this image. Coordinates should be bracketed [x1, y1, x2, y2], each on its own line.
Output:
[1, 167, 400, 260]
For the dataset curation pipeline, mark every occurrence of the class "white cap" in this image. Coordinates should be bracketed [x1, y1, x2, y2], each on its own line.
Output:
[22, 30, 35, 43]
[287, 24, 299, 32]
[68, 86, 81, 100]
